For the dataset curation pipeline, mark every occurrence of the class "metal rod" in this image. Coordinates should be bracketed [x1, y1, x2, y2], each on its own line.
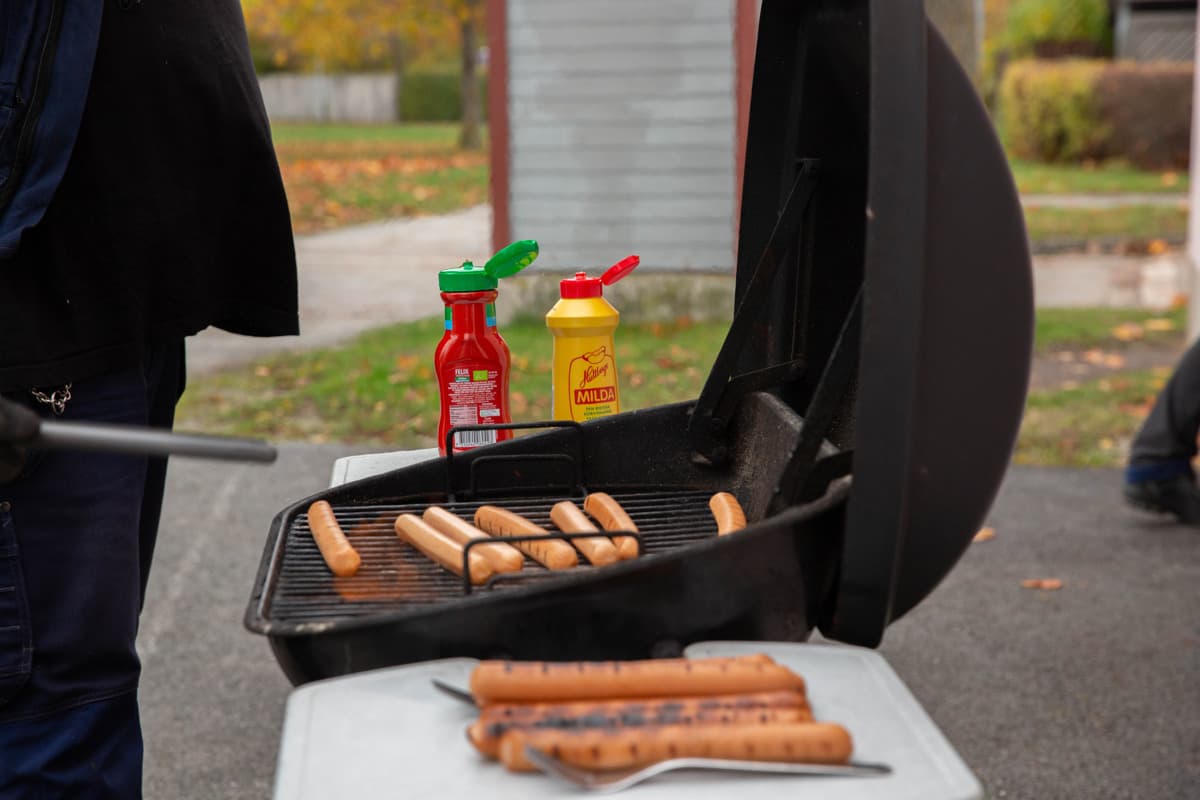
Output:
[36, 420, 277, 463]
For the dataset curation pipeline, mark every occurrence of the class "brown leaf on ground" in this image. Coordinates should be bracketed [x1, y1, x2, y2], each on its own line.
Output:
[1161, 171, 1180, 187]
[1020, 578, 1064, 591]
[1102, 353, 1126, 369]
[1144, 318, 1176, 332]
[1147, 238, 1169, 255]
[973, 527, 996, 542]
[1111, 323, 1145, 342]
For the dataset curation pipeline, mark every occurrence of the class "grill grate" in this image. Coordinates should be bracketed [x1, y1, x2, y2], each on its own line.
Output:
[264, 490, 723, 623]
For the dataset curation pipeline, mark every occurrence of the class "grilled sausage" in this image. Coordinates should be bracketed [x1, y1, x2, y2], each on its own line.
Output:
[306, 500, 362, 577]
[582, 493, 640, 559]
[709, 492, 748, 535]
[549, 501, 620, 567]
[394, 514, 493, 585]
[473, 506, 578, 570]
[469, 691, 812, 757]
[499, 721, 854, 772]
[469, 655, 804, 704]
[422, 507, 524, 574]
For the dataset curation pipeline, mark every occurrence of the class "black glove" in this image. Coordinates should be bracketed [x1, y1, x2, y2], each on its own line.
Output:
[0, 394, 41, 483]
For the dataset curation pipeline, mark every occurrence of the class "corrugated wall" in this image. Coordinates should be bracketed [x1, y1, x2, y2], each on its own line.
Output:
[506, 0, 738, 272]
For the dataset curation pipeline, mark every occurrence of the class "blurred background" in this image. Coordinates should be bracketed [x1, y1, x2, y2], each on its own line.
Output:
[185, 0, 1200, 472]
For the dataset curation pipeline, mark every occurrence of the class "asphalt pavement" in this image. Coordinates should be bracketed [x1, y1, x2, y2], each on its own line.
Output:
[135, 450, 1199, 799]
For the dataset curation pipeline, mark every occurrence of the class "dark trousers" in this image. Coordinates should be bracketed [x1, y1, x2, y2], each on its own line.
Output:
[1128, 335, 1200, 481]
[0, 342, 183, 798]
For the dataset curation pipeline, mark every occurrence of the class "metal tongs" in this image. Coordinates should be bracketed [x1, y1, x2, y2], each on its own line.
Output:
[0, 393, 275, 480]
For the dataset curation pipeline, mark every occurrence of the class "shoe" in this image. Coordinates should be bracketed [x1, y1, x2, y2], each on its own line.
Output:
[1123, 474, 1200, 524]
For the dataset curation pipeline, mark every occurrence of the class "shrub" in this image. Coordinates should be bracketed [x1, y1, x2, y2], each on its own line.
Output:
[1000, 59, 1108, 162]
[399, 71, 488, 122]
[1095, 62, 1193, 169]
[999, 59, 1194, 169]
[1004, 0, 1111, 58]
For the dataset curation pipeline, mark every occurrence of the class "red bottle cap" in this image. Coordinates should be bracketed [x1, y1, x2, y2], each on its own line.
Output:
[559, 256, 640, 299]
[560, 272, 603, 298]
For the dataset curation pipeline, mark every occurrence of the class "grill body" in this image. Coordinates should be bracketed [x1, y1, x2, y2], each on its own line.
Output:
[248, 397, 846, 685]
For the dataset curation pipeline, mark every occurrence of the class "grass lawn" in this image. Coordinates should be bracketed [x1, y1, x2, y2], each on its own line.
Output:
[1010, 158, 1188, 195]
[178, 317, 728, 447]
[179, 306, 1183, 467]
[1022, 205, 1188, 243]
[271, 122, 488, 234]
[1016, 369, 1166, 467]
[1034, 306, 1185, 353]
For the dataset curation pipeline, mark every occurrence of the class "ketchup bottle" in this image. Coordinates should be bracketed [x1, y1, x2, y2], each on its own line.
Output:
[435, 240, 539, 454]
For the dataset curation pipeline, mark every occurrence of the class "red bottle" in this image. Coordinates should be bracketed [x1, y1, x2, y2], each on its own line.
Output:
[435, 241, 538, 454]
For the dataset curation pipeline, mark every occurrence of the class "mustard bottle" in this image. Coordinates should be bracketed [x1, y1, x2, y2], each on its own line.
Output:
[546, 255, 639, 422]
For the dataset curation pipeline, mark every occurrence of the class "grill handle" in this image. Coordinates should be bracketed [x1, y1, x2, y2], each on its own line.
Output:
[445, 420, 584, 500]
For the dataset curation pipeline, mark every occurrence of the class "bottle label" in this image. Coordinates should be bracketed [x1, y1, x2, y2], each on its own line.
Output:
[486, 302, 497, 328]
[446, 364, 502, 449]
[567, 346, 619, 421]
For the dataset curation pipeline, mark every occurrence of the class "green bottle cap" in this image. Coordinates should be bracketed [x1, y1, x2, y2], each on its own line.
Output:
[438, 260, 498, 292]
[438, 240, 539, 293]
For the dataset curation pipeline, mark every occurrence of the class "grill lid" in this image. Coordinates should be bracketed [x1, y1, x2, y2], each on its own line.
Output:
[692, 0, 1032, 646]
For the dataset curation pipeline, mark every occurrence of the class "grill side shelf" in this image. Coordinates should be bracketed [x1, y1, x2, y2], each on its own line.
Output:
[263, 490, 722, 625]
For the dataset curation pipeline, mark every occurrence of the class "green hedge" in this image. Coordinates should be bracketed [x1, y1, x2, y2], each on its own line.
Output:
[1004, 0, 1110, 58]
[1000, 59, 1193, 168]
[399, 71, 488, 122]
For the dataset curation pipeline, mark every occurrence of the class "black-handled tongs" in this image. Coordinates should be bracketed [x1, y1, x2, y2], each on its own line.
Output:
[0, 393, 275, 480]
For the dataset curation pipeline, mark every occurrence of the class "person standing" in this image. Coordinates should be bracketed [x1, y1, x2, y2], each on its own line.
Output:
[1123, 337, 1200, 523]
[0, 1, 298, 795]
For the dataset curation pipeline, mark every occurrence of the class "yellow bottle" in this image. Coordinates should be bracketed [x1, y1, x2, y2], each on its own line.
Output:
[546, 256, 639, 422]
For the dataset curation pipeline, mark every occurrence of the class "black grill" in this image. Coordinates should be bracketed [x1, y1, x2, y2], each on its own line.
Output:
[263, 490, 723, 623]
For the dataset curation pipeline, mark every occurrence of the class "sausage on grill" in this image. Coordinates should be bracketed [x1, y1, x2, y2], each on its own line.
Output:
[473, 506, 578, 570]
[709, 492, 748, 535]
[582, 493, 640, 559]
[549, 501, 620, 567]
[306, 500, 362, 577]
[395, 514, 493, 585]
[422, 506, 524, 573]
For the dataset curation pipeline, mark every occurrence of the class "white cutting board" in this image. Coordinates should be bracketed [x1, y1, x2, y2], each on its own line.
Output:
[272, 642, 981, 799]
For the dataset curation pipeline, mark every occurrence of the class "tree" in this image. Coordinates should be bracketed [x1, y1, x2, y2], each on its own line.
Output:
[449, 0, 484, 150]
[241, 0, 450, 73]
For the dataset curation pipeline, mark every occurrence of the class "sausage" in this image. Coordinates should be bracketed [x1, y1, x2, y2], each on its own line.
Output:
[394, 514, 493, 585]
[422, 506, 524, 574]
[499, 721, 854, 772]
[582, 493, 640, 560]
[306, 500, 362, 577]
[469, 655, 804, 705]
[549, 502, 620, 567]
[473, 506, 578, 570]
[468, 691, 812, 757]
[709, 492, 748, 535]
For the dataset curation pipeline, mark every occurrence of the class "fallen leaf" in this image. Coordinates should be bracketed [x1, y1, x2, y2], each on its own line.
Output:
[1161, 171, 1180, 187]
[1100, 437, 1115, 450]
[1102, 354, 1126, 369]
[1144, 318, 1175, 332]
[973, 527, 996, 542]
[1147, 238, 1169, 255]
[1021, 578, 1064, 591]
[254, 365, 272, 377]
[1111, 323, 1145, 342]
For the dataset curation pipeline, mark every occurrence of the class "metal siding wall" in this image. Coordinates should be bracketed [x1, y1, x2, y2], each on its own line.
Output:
[507, 0, 737, 272]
